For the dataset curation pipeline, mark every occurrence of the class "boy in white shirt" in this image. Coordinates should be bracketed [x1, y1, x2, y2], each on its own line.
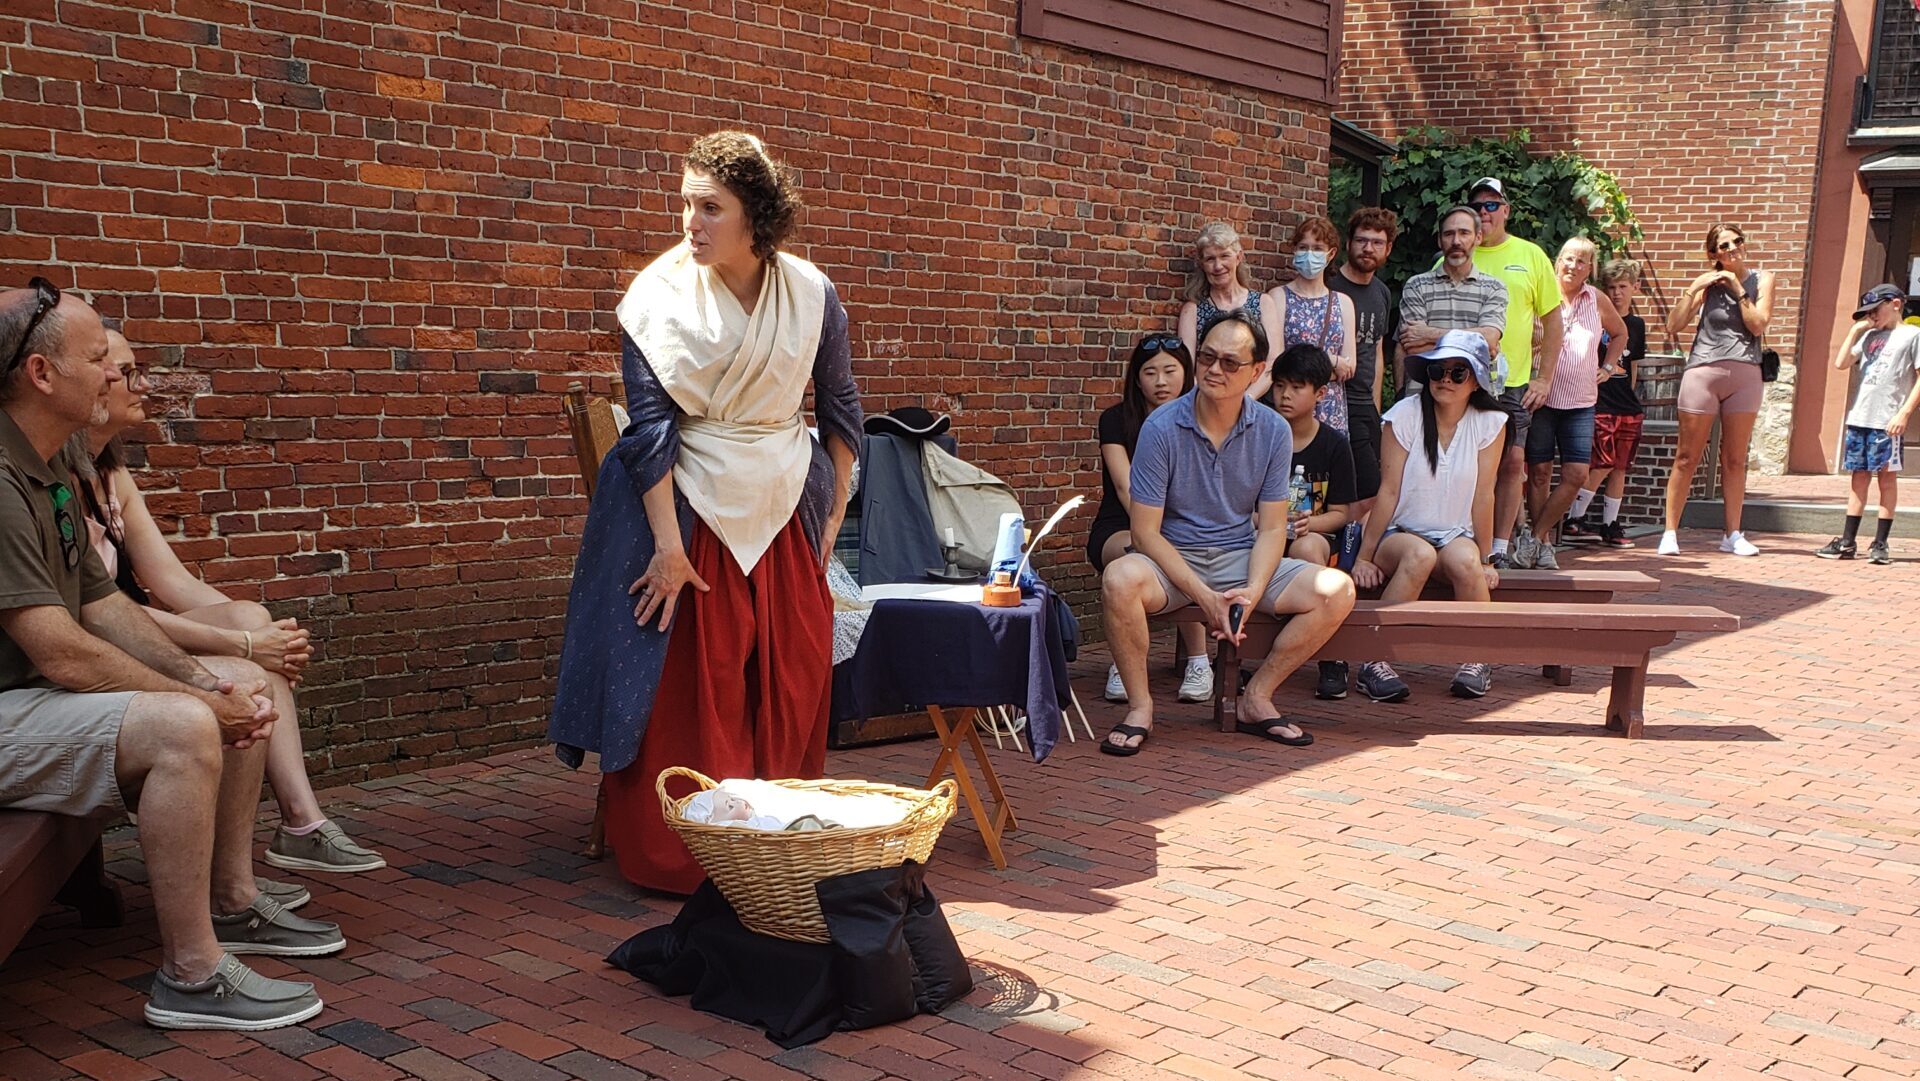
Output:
[1816, 285, 1920, 565]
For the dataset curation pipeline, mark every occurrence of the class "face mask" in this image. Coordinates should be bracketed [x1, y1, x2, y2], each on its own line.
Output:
[1292, 250, 1329, 278]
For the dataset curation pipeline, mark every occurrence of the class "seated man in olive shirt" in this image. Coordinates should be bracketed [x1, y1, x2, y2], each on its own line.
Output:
[0, 281, 341, 1031]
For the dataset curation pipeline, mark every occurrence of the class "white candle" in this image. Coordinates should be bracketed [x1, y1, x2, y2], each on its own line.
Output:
[945, 527, 956, 546]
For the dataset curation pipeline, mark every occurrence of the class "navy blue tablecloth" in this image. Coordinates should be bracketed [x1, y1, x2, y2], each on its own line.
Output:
[830, 589, 1068, 763]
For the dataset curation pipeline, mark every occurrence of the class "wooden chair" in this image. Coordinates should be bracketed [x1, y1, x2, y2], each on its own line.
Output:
[562, 377, 623, 858]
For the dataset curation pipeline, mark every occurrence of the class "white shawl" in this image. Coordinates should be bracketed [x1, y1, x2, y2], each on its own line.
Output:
[615, 242, 827, 574]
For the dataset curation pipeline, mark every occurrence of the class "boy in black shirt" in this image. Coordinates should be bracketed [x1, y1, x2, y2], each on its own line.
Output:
[1269, 343, 1358, 699]
[1565, 259, 1647, 548]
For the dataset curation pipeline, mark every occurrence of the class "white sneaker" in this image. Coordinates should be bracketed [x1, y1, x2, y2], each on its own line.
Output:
[1103, 664, 1126, 702]
[1657, 531, 1681, 555]
[1720, 531, 1760, 557]
[1176, 660, 1214, 703]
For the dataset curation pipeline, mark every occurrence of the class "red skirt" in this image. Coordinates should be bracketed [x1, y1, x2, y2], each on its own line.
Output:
[601, 513, 833, 893]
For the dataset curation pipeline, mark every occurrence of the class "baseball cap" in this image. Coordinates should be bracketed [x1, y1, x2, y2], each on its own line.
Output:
[1411, 330, 1500, 397]
[1469, 177, 1506, 201]
[1853, 283, 1905, 319]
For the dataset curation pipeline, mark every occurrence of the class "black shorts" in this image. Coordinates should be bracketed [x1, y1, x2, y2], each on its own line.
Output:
[1498, 385, 1533, 453]
[1087, 518, 1129, 571]
[1346, 399, 1382, 500]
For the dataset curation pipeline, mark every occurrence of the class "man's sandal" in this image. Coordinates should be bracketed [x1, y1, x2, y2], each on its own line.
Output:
[1099, 722, 1152, 756]
[1235, 718, 1314, 747]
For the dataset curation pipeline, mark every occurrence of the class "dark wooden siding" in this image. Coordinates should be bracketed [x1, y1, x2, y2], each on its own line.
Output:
[1020, 0, 1341, 105]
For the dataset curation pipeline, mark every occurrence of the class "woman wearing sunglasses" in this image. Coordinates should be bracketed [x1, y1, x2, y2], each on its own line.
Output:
[1088, 334, 1210, 704]
[1660, 223, 1775, 557]
[66, 330, 385, 874]
[1348, 330, 1507, 702]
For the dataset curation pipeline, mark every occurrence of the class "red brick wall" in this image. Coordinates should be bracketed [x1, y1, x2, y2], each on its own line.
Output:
[0, 1, 1330, 782]
[1338, 0, 1834, 474]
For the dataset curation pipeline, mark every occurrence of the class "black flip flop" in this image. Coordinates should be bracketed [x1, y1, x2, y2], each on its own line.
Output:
[1100, 722, 1152, 756]
[1236, 717, 1314, 746]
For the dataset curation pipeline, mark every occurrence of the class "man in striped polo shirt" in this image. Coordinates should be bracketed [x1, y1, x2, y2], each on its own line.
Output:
[1397, 205, 1507, 389]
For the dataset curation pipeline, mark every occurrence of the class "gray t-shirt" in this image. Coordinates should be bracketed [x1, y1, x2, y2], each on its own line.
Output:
[1846, 323, 1920, 431]
[1686, 271, 1762, 368]
[1129, 391, 1294, 549]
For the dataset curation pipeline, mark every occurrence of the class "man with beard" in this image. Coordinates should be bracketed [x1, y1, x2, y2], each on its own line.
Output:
[1328, 207, 1398, 525]
[1397, 206, 1507, 387]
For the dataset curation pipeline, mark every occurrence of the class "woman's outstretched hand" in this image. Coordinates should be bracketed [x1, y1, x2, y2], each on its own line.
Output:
[631, 548, 711, 632]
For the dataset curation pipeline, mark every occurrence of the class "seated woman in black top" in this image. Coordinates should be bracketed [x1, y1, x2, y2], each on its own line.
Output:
[1088, 335, 1209, 704]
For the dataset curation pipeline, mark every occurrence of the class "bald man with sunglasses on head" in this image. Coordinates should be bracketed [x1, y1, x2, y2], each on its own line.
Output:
[0, 279, 340, 1031]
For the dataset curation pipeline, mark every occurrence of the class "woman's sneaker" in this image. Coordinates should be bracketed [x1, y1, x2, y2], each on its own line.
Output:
[1657, 531, 1681, 555]
[145, 954, 323, 1031]
[265, 821, 386, 874]
[1719, 531, 1760, 557]
[1356, 661, 1410, 703]
[1814, 537, 1856, 560]
[1601, 521, 1633, 549]
[1176, 659, 1214, 703]
[1315, 661, 1349, 700]
[1561, 517, 1600, 543]
[1869, 541, 1892, 565]
[1103, 664, 1126, 702]
[1450, 663, 1492, 698]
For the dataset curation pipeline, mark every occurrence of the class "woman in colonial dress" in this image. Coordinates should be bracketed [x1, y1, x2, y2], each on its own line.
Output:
[549, 132, 862, 893]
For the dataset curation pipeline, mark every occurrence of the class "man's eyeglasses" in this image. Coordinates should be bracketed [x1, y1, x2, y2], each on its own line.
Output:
[1138, 336, 1187, 356]
[1195, 349, 1256, 375]
[1715, 236, 1746, 253]
[3, 277, 61, 379]
[1425, 361, 1474, 385]
[50, 482, 80, 571]
[1471, 201, 1505, 214]
[124, 365, 151, 391]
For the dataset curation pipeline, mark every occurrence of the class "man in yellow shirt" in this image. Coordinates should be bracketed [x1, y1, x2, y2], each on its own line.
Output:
[1467, 177, 1564, 568]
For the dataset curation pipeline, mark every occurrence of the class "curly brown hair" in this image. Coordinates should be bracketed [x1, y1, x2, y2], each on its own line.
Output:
[684, 131, 803, 261]
[1345, 206, 1399, 244]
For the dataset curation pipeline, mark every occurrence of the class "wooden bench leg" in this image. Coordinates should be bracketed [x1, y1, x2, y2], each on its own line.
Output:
[1543, 665, 1573, 687]
[925, 706, 1014, 870]
[55, 839, 124, 929]
[1214, 641, 1240, 733]
[1606, 661, 1648, 739]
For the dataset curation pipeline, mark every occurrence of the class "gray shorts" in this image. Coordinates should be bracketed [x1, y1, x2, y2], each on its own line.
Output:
[0, 687, 135, 818]
[1137, 546, 1313, 616]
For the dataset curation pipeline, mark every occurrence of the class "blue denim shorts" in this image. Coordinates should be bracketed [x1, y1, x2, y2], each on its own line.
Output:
[1841, 425, 1903, 474]
[1525, 405, 1595, 465]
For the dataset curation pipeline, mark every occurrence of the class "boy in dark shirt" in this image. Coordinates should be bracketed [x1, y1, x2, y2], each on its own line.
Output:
[1565, 258, 1647, 548]
[1268, 343, 1358, 700]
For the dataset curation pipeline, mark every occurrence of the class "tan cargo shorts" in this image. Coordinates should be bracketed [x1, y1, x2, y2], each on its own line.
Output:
[0, 686, 136, 818]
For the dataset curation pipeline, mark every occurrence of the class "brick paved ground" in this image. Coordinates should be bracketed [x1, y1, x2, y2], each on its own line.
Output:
[4, 529, 1918, 1080]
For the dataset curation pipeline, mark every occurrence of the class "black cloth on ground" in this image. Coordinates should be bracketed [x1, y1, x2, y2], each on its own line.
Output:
[606, 863, 972, 1048]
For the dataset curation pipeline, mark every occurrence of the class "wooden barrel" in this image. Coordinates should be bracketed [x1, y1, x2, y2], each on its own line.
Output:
[1635, 353, 1686, 422]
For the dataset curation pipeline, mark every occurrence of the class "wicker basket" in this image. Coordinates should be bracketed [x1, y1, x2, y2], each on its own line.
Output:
[655, 767, 958, 943]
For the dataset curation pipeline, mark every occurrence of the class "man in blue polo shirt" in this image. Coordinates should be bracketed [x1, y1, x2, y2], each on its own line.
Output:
[1099, 310, 1356, 756]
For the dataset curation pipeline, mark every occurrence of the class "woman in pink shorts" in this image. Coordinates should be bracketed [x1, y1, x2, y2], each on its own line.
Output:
[1660, 223, 1775, 556]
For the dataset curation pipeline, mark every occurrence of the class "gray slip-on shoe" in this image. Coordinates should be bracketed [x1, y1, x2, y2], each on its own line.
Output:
[265, 820, 387, 874]
[256, 877, 311, 911]
[145, 953, 322, 1031]
[213, 893, 346, 957]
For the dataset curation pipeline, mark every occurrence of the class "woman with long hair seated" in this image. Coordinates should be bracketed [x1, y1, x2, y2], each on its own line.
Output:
[1086, 334, 1208, 704]
[70, 329, 384, 876]
[1348, 330, 1507, 703]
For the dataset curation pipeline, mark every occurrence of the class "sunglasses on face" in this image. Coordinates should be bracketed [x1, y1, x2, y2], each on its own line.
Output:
[1195, 349, 1255, 375]
[1472, 201, 1505, 214]
[1424, 361, 1473, 385]
[1716, 236, 1746, 253]
[50, 482, 80, 571]
[3, 277, 61, 378]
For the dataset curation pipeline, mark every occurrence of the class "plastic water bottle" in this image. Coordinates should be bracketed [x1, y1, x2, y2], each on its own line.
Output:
[1287, 464, 1312, 539]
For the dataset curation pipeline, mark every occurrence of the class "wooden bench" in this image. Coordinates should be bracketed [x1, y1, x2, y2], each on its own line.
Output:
[1206, 600, 1737, 738]
[0, 812, 124, 967]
